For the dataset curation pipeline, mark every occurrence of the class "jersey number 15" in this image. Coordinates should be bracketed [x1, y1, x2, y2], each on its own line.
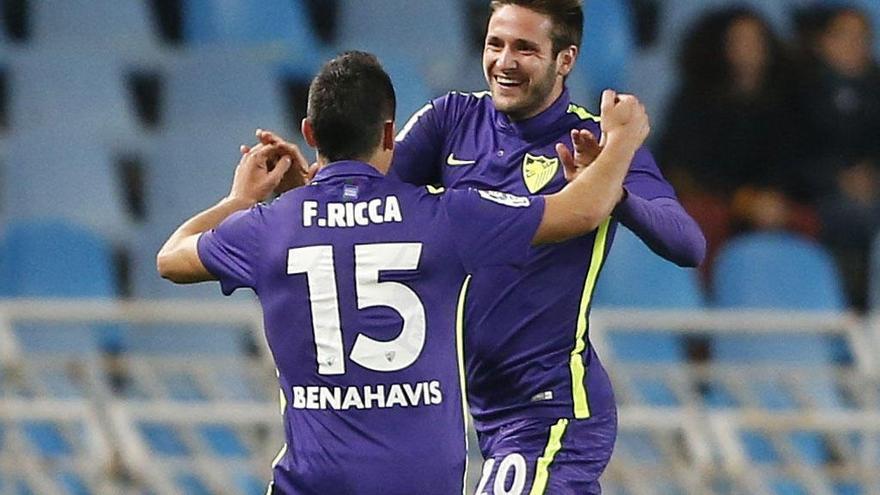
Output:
[287, 243, 426, 375]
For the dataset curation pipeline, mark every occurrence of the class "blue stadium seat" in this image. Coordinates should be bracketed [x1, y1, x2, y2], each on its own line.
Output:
[379, 54, 435, 125]
[8, 51, 140, 134]
[578, 0, 637, 98]
[1, 220, 116, 298]
[56, 471, 90, 495]
[711, 231, 846, 364]
[336, 0, 466, 94]
[2, 132, 136, 242]
[0, 220, 121, 353]
[139, 422, 190, 456]
[174, 472, 212, 495]
[593, 225, 705, 362]
[22, 421, 72, 457]
[233, 471, 268, 495]
[183, 0, 324, 68]
[134, 54, 291, 299]
[163, 53, 289, 132]
[29, 0, 161, 52]
[198, 424, 249, 457]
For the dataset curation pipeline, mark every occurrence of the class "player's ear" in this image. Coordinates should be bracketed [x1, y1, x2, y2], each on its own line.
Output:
[382, 120, 395, 151]
[302, 119, 317, 148]
[557, 45, 577, 77]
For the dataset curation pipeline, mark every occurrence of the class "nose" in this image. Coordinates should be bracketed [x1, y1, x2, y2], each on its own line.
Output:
[497, 46, 517, 70]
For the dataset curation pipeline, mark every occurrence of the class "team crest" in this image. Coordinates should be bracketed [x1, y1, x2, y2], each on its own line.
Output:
[522, 153, 559, 193]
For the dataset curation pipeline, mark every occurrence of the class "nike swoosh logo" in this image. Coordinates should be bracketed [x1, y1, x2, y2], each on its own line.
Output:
[446, 153, 476, 166]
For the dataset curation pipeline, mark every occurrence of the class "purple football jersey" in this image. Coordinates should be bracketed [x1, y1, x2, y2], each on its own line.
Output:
[197, 161, 544, 494]
[391, 89, 677, 429]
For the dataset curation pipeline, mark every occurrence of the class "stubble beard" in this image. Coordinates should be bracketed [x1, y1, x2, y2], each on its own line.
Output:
[491, 61, 560, 121]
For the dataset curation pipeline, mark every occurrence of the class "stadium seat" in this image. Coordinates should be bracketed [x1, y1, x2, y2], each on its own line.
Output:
[7, 51, 141, 135]
[578, 0, 637, 98]
[378, 53, 435, 124]
[594, 225, 705, 362]
[182, 0, 324, 68]
[0, 220, 116, 298]
[137, 53, 291, 297]
[162, 53, 289, 132]
[139, 422, 190, 456]
[336, 0, 466, 94]
[28, 0, 161, 52]
[198, 424, 249, 457]
[22, 421, 72, 457]
[2, 130, 138, 242]
[711, 231, 846, 364]
[174, 472, 212, 495]
[0, 220, 123, 354]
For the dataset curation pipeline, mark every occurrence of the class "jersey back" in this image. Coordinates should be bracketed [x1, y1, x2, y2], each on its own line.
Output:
[198, 161, 544, 494]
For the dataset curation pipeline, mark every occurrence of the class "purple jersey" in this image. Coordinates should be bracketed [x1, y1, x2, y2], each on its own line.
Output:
[197, 161, 544, 495]
[391, 89, 677, 429]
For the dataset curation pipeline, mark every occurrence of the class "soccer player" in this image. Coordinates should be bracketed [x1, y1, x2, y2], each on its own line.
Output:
[254, 1, 705, 493]
[158, 51, 652, 494]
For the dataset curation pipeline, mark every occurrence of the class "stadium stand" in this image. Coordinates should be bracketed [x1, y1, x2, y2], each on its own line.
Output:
[593, 225, 705, 363]
[2, 1, 880, 494]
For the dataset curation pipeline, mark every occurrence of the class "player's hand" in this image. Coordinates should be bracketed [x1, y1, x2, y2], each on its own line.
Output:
[598, 89, 650, 153]
[555, 129, 602, 182]
[241, 129, 312, 193]
[229, 144, 294, 205]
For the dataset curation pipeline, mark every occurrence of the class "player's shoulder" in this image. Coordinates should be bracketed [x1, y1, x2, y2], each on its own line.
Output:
[434, 90, 494, 116]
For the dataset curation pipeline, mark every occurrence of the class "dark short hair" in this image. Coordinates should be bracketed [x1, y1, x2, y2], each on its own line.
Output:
[307, 51, 396, 163]
[489, 0, 584, 54]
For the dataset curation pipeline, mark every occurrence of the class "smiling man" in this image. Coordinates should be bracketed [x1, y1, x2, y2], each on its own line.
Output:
[255, 1, 705, 493]
[389, 2, 705, 494]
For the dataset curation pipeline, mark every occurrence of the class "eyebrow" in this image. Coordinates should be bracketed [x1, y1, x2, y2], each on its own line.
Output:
[486, 35, 542, 51]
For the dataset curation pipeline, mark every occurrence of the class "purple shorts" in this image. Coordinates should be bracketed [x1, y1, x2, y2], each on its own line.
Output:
[474, 406, 617, 495]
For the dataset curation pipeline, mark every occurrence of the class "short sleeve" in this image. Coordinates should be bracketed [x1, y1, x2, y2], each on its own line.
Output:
[623, 146, 677, 200]
[197, 205, 264, 295]
[442, 189, 545, 272]
[390, 95, 451, 186]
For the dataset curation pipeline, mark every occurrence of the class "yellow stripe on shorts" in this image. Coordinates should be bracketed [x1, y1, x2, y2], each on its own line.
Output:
[529, 418, 570, 495]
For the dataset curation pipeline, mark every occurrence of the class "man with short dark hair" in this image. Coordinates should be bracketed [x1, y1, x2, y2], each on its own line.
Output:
[158, 50, 654, 494]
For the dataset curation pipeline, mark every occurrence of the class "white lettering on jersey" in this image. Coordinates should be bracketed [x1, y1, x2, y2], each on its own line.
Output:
[289, 380, 444, 410]
[477, 190, 531, 208]
[301, 196, 404, 228]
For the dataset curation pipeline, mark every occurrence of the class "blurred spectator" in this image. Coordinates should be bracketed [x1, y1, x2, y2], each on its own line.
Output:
[794, 4, 880, 309]
[657, 7, 816, 280]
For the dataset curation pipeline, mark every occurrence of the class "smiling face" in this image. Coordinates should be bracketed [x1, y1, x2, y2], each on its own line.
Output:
[483, 5, 575, 121]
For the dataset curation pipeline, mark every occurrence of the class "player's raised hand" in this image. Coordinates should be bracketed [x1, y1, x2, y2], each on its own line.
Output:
[229, 144, 293, 205]
[599, 89, 650, 152]
[241, 129, 312, 193]
[556, 128, 602, 182]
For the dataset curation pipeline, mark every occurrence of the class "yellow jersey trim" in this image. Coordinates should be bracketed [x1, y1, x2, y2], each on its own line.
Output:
[570, 218, 611, 419]
[529, 418, 570, 495]
[567, 103, 600, 122]
[456, 275, 473, 495]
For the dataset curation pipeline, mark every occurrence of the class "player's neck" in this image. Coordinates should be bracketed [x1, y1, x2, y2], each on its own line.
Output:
[316, 148, 391, 175]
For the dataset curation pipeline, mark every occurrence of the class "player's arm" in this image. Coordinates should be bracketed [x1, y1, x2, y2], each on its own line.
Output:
[156, 145, 294, 283]
[614, 185, 706, 267]
[534, 90, 649, 244]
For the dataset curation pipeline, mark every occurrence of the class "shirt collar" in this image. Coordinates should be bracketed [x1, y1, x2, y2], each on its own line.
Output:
[311, 160, 385, 182]
[494, 87, 572, 138]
